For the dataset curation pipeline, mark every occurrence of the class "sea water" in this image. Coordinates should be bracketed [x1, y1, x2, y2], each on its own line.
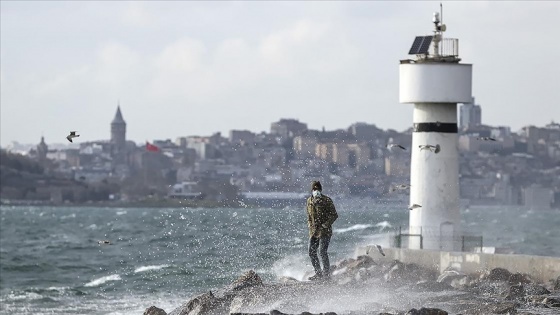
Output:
[1, 200, 559, 314]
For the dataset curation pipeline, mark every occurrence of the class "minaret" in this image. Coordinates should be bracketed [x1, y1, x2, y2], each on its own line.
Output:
[111, 105, 127, 161]
[400, 9, 472, 251]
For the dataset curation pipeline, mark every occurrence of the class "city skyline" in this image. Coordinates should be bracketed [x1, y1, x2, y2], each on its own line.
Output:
[1, 1, 559, 145]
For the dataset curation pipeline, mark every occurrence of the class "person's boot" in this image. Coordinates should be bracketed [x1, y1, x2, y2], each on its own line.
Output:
[308, 272, 322, 281]
[321, 269, 331, 280]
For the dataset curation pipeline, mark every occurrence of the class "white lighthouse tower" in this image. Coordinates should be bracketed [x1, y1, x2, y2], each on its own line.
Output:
[400, 8, 472, 251]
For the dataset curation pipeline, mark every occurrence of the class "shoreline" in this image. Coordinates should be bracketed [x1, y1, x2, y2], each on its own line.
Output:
[147, 255, 560, 315]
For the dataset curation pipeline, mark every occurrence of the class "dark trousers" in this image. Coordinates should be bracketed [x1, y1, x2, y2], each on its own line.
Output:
[308, 235, 331, 275]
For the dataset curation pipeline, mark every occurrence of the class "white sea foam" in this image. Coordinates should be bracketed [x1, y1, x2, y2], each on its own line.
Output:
[375, 221, 392, 231]
[84, 274, 122, 287]
[116, 211, 127, 216]
[334, 224, 373, 234]
[271, 254, 311, 281]
[134, 264, 170, 273]
[86, 224, 98, 230]
[46, 286, 69, 292]
[6, 291, 43, 301]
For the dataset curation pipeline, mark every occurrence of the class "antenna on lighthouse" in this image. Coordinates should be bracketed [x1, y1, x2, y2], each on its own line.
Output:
[440, 3, 443, 25]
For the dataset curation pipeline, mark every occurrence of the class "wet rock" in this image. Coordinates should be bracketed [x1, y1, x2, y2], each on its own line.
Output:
[491, 302, 517, 314]
[144, 306, 167, 315]
[406, 307, 448, 315]
[524, 283, 550, 296]
[168, 291, 222, 315]
[505, 284, 525, 300]
[156, 259, 557, 315]
[555, 276, 560, 291]
[231, 270, 263, 291]
[508, 272, 532, 284]
[543, 295, 560, 307]
[384, 261, 405, 282]
[469, 280, 511, 296]
[485, 268, 513, 282]
[346, 255, 376, 272]
[269, 299, 310, 313]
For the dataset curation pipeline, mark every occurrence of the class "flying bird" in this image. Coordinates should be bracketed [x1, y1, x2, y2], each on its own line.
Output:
[66, 131, 80, 143]
[395, 184, 411, 189]
[419, 144, 440, 153]
[387, 144, 406, 151]
[408, 204, 422, 210]
[375, 244, 386, 256]
[477, 136, 496, 141]
[391, 184, 411, 192]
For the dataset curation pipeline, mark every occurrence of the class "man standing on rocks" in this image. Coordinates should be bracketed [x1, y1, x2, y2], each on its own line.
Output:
[306, 181, 338, 280]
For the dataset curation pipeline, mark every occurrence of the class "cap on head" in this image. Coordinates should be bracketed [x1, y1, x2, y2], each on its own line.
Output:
[311, 181, 322, 191]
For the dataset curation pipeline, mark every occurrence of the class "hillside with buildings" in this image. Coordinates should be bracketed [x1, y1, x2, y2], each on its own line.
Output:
[1, 101, 559, 209]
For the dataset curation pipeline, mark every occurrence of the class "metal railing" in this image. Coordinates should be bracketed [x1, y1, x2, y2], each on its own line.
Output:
[394, 226, 483, 252]
[431, 38, 459, 58]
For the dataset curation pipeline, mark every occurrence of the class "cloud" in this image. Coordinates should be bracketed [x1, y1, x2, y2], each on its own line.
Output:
[94, 42, 143, 89]
[1, 1, 559, 145]
[122, 2, 154, 27]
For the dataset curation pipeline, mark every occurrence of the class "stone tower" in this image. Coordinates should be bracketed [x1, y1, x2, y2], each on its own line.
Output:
[37, 136, 48, 164]
[111, 105, 127, 162]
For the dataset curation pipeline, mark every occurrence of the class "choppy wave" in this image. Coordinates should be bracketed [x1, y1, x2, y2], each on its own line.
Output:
[334, 224, 373, 234]
[6, 291, 44, 301]
[375, 221, 392, 231]
[134, 265, 170, 273]
[84, 274, 121, 287]
[2, 204, 558, 315]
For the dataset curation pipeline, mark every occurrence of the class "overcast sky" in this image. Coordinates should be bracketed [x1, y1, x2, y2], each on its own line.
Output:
[1, 1, 559, 146]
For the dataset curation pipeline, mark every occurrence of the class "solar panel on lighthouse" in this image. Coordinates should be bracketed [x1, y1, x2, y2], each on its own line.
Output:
[408, 36, 433, 55]
[408, 36, 424, 55]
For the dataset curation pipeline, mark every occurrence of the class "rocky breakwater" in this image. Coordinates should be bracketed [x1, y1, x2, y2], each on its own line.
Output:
[143, 255, 560, 315]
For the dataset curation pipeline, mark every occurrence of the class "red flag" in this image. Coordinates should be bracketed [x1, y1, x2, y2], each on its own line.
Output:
[146, 141, 160, 152]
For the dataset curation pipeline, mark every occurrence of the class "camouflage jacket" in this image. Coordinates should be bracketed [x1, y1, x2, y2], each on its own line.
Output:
[306, 194, 338, 238]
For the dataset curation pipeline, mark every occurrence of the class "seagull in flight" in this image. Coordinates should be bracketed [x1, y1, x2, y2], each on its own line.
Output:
[477, 136, 496, 141]
[66, 131, 80, 143]
[366, 244, 386, 257]
[375, 244, 386, 256]
[391, 184, 411, 192]
[387, 144, 406, 151]
[408, 204, 422, 210]
[419, 144, 440, 153]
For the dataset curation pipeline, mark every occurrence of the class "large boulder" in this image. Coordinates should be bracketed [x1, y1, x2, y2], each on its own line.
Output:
[508, 272, 532, 284]
[168, 291, 230, 315]
[524, 283, 550, 296]
[485, 268, 512, 282]
[406, 307, 448, 315]
[144, 306, 167, 315]
[230, 270, 263, 291]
